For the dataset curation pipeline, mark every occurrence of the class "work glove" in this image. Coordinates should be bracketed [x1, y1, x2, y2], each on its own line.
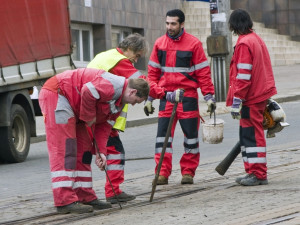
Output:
[166, 89, 184, 104]
[144, 96, 155, 116]
[204, 94, 216, 116]
[231, 97, 243, 120]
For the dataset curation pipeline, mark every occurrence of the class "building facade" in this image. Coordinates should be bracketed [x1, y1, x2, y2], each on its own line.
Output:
[69, 0, 183, 69]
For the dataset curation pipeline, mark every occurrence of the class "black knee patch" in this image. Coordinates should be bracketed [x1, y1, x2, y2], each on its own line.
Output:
[179, 117, 198, 138]
[240, 126, 257, 147]
[65, 138, 77, 170]
[107, 136, 125, 154]
[241, 106, 250, 119]
[82, 151, 92, 164]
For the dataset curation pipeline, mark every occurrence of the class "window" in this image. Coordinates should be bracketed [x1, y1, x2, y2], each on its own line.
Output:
[71, 23, 93, 68]
[111, 27, 132, 48]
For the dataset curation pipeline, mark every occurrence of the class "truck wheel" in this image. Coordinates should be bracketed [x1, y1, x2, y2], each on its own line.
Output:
[0, 104, 30, 163]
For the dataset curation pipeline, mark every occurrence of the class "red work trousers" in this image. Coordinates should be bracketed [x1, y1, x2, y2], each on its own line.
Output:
[155, 97, 200, 178]
[39, 89, 97, 206]
[240, 101, 267, 179]
[105, 132, 125, 198]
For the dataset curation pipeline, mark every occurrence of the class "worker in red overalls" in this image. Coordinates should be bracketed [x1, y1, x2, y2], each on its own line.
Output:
[227, 9, 277, 186]
[146, 9, 216, 185]
[87, 33, 148, 203]
[39, 68, 149, 213]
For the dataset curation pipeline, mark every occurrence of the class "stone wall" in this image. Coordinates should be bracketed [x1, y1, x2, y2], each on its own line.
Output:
[230, 0, 300, 41]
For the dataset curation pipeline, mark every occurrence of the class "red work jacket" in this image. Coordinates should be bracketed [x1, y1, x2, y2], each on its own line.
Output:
[148, 30, 214, 99]
[226, 32, 277, 106]
[56, 68, 127, 154]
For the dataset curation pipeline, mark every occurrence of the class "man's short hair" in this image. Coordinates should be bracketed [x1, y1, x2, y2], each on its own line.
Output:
[128, 78, 149, 99]
[229, 9, 253, 35]
[166, 9, 185, 24]
[118, 33, 148, 55]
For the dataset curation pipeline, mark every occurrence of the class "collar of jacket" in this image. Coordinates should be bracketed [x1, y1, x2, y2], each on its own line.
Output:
[167, 28, 184, 41]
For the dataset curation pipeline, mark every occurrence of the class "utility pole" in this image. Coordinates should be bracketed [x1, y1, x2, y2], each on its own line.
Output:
[207, 0, 232, 102]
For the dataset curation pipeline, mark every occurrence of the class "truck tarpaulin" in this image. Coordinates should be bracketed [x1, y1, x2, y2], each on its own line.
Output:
[0, 0, 71, 67]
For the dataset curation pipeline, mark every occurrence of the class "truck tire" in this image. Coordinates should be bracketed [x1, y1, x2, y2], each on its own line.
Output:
[0, 104, 30, 163]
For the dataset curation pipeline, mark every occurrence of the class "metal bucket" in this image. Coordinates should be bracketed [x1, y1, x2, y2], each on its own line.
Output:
[202, 118, 224, 144]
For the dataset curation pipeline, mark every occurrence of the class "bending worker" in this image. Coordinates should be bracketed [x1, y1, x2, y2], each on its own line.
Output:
[87, 33, 148, 203]
[39, 68, 149, 214]
[145, 9, 216, 185]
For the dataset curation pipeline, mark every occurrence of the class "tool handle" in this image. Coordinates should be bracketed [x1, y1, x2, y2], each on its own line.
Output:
[150, 102, 178, 202]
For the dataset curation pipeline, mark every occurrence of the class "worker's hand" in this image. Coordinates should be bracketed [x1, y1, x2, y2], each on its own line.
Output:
[231, 97, 243, 120]
[95, 153, 107, 171]
[144, 96, 155, 116]
[86, 117, 96, 127]
[166, 89, 184, 104]
[204, 94, 216, 116]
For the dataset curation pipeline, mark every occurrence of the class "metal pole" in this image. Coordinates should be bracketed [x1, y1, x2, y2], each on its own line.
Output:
[209, 0, 232, 101]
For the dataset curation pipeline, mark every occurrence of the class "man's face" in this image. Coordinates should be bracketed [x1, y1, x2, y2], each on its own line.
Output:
[166, 16, 184, 37]
[123, 89, 145, 106]
[123, 49, 144, 64]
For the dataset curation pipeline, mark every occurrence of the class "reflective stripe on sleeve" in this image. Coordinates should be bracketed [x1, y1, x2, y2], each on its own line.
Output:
[129, 70, 142, 79]
[237, 73, 251, 80]
[101, 72, 125, 100]
[148, 60, 161, 69]
[237, 63, 253, 70]
[86, 82, 100, 99]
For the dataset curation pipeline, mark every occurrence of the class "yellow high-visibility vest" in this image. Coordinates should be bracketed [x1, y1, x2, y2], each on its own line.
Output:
[87, 49, 128, 132]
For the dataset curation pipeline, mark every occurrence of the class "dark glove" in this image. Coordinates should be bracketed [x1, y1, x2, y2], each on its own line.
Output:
[144, 96, 155, 116]
[166, 89, 184, 104]
[204, 94, 216, 116]
[231, 97, 243, 120]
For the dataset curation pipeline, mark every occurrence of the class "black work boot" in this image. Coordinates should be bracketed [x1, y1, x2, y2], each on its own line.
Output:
[57, 201, 93, 214]
[235, 174, 251, 184]
[84, 199, 112, 210]
[106, 192, 136, 204]
[240, 173, 268, 186]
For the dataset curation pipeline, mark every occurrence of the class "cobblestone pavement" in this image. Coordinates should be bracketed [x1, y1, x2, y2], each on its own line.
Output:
[1, 146, 299, 224]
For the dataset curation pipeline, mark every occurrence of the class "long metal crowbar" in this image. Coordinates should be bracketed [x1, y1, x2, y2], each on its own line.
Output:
[91, 128, 122, 209]
[150, 102, 178, 202]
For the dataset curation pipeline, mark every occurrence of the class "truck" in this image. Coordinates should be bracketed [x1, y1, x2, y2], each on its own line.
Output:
[0, 0, 74, 163]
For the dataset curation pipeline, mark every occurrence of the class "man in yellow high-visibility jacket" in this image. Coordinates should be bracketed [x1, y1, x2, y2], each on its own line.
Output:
[87, 33, 152, 204]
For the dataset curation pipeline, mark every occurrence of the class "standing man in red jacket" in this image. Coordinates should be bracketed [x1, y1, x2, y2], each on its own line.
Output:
[87, 33, 148, 203]
[39, 68, 149, 213]
[145, 9, 216, 185]
[227, 9, 277, 186]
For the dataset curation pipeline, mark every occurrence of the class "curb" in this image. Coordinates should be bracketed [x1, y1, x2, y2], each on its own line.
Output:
[30, 95, 300, 144]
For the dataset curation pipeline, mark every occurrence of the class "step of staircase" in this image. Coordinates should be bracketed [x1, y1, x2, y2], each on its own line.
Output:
[182, 1, 300, 66]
